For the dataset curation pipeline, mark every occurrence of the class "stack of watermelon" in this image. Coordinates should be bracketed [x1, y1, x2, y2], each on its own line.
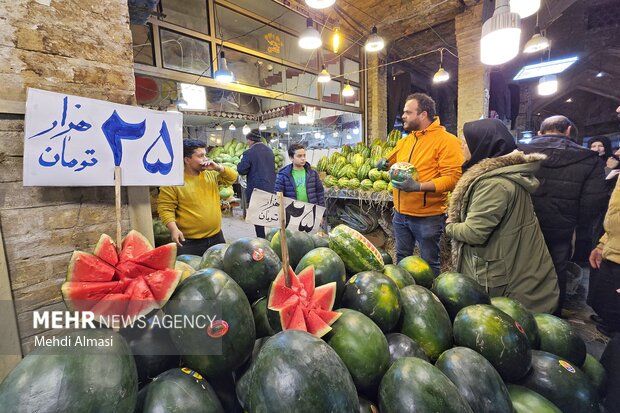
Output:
[0, 226, 608, 413]
[317, 130, 404, 192]
[209, 139, 284, 171]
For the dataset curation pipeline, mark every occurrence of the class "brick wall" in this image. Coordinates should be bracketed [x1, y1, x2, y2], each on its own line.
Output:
[0, 1, 135, 356]
[455, 2, 489, 138]
[366, 53, 388, 140]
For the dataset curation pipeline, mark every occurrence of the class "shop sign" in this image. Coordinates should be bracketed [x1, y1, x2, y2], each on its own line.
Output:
[246, 189, 325, 233]
[264, 33, 283, 55]
[23, 88, 183, 186]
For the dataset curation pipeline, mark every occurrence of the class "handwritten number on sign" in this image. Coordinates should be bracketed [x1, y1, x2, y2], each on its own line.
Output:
[142, 121, 175, 175]
[285, 202, 305, 227]
[298, 204, 317, 233]
[101, 110, 146, 166]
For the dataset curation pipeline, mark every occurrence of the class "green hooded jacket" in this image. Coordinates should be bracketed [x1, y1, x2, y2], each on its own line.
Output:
[445, 151, 559, 313]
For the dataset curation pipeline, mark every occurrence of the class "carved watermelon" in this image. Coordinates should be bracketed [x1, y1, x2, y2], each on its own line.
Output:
[267, 266, 340, 337]
[62, 230, 181, 322]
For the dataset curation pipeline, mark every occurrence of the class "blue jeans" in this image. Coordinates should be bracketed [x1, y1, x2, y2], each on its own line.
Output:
[393, 212, 445, 276]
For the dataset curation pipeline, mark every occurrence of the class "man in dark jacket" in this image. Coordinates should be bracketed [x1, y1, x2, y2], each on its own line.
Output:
[236, 129, 276, 238]
[274, 143, 325, 206]
[518, 115, 607, 315]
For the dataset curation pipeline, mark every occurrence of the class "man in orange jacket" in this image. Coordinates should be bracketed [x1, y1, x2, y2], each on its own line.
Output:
[377, 93, 463, 275]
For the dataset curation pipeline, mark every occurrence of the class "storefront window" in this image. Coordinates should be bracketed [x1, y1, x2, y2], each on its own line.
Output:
[321, 80, 341, 104]
[344, 85, 361, 108]
[223, 48, 285, 92]
[215, 5, 319, 70]
[160, 29, 212, 77]
[131, 24, 154, 66]
[343, 57, 360, 84]
[160, 0, 209, 34]
[285, 67, 318, 99]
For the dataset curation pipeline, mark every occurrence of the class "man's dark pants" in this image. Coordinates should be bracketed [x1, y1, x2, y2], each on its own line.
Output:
[177, 230, 226, 257]
[393, 212, 445, 276]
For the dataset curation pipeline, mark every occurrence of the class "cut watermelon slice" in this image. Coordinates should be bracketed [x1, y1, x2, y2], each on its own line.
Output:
[66, 251, 116, 282]
[93, 234, 119, 266]
[61, 231, 180, 321]
[119, 230, 153, 262]
[267, 265, 340, 338]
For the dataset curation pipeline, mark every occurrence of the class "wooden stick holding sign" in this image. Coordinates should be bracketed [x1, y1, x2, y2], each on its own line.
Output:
[115, 166, 122, 251]
[277, 192, 291, 288]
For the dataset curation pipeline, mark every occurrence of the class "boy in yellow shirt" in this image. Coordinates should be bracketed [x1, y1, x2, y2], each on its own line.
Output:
[158, 139, 238, 256]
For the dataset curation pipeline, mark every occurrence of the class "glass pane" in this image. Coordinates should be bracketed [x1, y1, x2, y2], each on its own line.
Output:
[322, 27, 361, 60]
[160, 0, 209, 34]
[160, 29, 212, 77]
[343, 57, 360, 83]
[344, 85, 360, 108]
[285, 67, 318, 99]
[215, 5, 319, 70]
[223, 48, 285, 92]
[321, 80, 341, 104]
[131, 24, 154, 66]
[220, 0, 307, 33]
[323, 49, 340, 76]
[285, 110, 362, 149]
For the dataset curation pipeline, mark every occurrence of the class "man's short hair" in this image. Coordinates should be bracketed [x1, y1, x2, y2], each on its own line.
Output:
[288, 143, 306, 158]
[183, 139, 206, 158]
[406, 93, 437, 120]
[540, 115, 572, 135]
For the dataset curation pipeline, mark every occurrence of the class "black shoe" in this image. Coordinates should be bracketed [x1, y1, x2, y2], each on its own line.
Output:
[590, 314, 605, 324]
[596, 324, 617, 338]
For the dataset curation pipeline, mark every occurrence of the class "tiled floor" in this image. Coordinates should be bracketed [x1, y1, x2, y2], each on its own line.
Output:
[221, 208, 611, 358]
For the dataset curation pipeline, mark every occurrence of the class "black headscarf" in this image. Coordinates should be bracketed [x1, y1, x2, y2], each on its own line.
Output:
[589, 136, 613, 159]
[462, 118, 517, 171]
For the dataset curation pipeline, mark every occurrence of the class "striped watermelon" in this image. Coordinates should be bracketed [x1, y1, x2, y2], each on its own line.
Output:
[329, 224, 384, 274]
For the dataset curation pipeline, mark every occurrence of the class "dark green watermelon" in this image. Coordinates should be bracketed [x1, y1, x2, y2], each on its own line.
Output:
[341, 271, 401, 332]
[251, 297, 275, 338]
[379, 357, 473, 413]
[378, 248, 393, 265]
[210, 373, 244, 413]
[0, 329, 137, 412]
[491, 296, 540, 349]
[516, 350, 599, 413]
[135, 368, 224, 412]
[399, 285, 453, 361]
[199, 243, 229, 269]
[165, 269, 255, 378]
[325, 309, 390, 393]
[223, 237, 281, 301]
[120, 314, 180, 388]
[431, 272, 490, 320]
[266, 227, 278, 242]
[240, 330, 360, 412]
[453, 304, 531, 382]
[435, 346, 513, 413]
[271, 229, 315, 268]
[385, 333, 429, 364]
[295, 247, 347, 298]
[507, 384, 561, 413]
[581, 353, 608, 398]
[382, 264, 415, 289]
[398, 255, 433, 288]
[534, 313, 586, 367]
[311, 232, 330, 248]
[177, 254, 202, 270]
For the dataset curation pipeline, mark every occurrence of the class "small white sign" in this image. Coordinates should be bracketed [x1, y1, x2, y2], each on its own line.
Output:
[246, 189, 325, 233]
[23, 88, 183, 186]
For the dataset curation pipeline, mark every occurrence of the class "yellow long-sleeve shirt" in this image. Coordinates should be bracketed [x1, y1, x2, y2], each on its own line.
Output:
[157, 166, 238, 239]
[385, 118, 463, 216]
[599, 177, 620, 264]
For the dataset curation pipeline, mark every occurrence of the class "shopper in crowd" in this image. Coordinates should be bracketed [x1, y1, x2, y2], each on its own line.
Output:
[158, 139, 238, 256]
[446, 119, 559, 313]
[589, 136, 613, 162]
[236, 129, 276, 238]
[274, 143, 325, 206]
[518, 115, 607, 316]
[589, 176, 620, 337]
[376, 93, 463, 275]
